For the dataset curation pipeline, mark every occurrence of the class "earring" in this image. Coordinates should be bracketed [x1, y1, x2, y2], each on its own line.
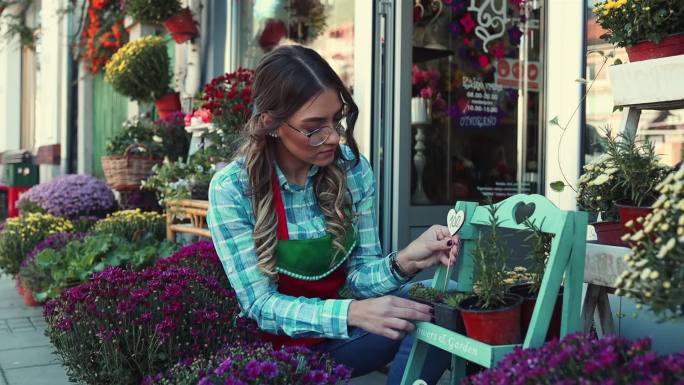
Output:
[268, 131, 278, 138]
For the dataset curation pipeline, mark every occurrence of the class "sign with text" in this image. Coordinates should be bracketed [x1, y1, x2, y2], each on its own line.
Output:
[495, 58, 540, 92]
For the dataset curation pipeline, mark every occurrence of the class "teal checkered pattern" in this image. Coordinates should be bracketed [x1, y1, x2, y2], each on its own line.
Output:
[207, 145, 406, 339]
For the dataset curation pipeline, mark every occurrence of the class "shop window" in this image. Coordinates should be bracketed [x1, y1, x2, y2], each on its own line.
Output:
[410, 0, 545, 205]
[236, 0, 355, 89]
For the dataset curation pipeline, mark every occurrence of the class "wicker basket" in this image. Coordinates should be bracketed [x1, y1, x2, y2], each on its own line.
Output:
[101, 144, 161, 191]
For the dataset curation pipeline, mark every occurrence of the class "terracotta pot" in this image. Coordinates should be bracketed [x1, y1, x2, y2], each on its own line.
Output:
[15, 275, 25, 296]
[21, 285, 40, 307]
[163, 8, 199, 44]
[626, 34, 684, 62]
[508, 283, 563, 341]
[592, 221, 627, 247]
[458, 294, 523, 345]
[154, 92, 182, 119]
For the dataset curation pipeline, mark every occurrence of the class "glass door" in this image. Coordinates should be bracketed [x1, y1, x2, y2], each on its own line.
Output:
[384, 0, 547, 248]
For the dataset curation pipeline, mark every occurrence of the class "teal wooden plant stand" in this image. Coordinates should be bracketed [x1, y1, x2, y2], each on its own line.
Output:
[400, 194, 588, 385]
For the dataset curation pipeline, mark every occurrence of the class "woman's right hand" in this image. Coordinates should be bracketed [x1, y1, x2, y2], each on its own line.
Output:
[347, 296, 432, 340]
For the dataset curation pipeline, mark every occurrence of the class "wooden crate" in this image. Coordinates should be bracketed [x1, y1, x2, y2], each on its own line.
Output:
[165, 199, 212, 241]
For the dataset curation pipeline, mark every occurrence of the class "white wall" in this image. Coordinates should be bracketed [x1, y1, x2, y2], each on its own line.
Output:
[36, 0, 70, 181]
[544, 0, 585, 210]
[0, 5, 22, 154]
[353, 0, 373, 159]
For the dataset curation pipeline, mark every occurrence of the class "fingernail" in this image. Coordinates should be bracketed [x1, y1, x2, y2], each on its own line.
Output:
[447, 240, 453, 246]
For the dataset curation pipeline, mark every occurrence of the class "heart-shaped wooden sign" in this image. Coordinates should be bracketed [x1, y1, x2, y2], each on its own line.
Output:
[514, 202, 536, 224]
[447, 209, 465, 235]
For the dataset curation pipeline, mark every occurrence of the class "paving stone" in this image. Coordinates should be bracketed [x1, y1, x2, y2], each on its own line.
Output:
[0, 330, 51, 351]
[4, 363, 73, 385]
[0, 346, 59, 369]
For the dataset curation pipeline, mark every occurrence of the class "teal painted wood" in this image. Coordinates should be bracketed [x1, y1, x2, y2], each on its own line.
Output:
[401, 194, 587, 385]
[92, 73, 129, 178]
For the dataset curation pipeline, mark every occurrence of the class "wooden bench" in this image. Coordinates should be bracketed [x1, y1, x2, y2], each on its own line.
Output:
[166, 199, 212, 241]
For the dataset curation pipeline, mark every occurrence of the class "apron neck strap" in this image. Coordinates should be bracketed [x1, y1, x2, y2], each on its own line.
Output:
[272, 172, 289, 241]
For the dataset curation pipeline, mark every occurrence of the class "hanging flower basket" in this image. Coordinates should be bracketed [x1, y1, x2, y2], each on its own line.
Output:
[154, 92, 182, 119]
[626, 33, 684, 62]
[163, 8, 199, 44]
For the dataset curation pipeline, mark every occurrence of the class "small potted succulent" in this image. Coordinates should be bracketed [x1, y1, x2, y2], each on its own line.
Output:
[436, 292, 467, 332]
[593, 0, 684, 62]
[408, 282, 444, 307]
[457, 203, 523, 346]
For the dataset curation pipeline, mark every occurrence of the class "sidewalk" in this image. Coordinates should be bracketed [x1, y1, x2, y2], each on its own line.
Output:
[0, 274, 72, 385]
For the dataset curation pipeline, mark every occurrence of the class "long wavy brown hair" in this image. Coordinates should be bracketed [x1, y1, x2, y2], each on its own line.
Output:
[236, 45, 360, 278]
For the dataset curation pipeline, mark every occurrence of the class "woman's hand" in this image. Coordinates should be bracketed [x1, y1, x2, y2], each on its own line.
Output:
[397, 225, 460, 275]
[347, 296, 432, 340]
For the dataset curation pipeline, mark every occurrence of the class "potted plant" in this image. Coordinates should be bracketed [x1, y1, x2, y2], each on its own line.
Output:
[457, 203, 523, 345]
[568, 130, 669, 245]
[408, 282, 444, 307]
[410, 64, 446, 125]
[616, 163, 683, 321]
[462, 333, 684, 385]
[593, 0, 684, 62]
[104, 35, 179, 117]
[17, 174, 117, 219]
[200, 68, 255, 158]
[505, 220, 562, 340]
[601, 131, 670, 232]
[76, 0, 127, 73]
[437, 291, 467, 332]
[141, 151, 217, 206]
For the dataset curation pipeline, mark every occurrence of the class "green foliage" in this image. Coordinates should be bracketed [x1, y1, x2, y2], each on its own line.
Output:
[523, 219, 554, 294]
[0, 213, 73, 276]
[443, 291, 467, 308]
[89, 209, 166, 242]
[408, 282, 444, 303]
[29, 233, 176, 300]
[593, 0, 684, 47]
[104, 35, 171, 103]
[141, 151, 216, 205]
[471, 203, 509, 309]
[601, 130, 670, 208]
[105, 116, 164, 157]
[0, 0, 39, 49]
[126, 0, 181, 24]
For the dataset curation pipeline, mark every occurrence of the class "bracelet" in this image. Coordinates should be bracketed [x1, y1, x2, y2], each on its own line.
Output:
[389, 251, 415, 280]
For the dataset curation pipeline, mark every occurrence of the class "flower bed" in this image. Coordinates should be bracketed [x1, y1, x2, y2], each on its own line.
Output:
[463, 333, 684, 385]
[0, 213, 74, 276]
[44, 241, 249, 385]
[142, 342, 351, 385]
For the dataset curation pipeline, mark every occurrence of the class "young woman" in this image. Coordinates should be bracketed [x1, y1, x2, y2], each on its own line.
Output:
[208, 45, 459, 384]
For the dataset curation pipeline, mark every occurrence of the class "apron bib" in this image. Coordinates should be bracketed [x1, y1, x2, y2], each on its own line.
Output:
[259, 173, 356, 348]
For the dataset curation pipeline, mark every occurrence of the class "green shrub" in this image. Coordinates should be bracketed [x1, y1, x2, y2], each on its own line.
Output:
[127, 0, 182, 24]
[89, 209, 166, 242]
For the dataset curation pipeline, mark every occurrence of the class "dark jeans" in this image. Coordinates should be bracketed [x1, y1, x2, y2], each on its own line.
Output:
[313, 280, 457, 385]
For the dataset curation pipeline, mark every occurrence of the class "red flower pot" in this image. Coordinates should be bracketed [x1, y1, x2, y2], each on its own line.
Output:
[458, 294, 523, 345]
[15, 275, 25, 296]
[592, 221, 627, 247]
[155, 92, 182, 119]
[616, 204, 653, 232]
[22, 287, 40, 307]
[163, 8, 199, 44]
[626, 34, 684, 62]
[509, 284, 563, 341]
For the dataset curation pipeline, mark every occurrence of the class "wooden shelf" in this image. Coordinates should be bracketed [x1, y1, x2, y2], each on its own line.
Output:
[609, 55, 684, 109]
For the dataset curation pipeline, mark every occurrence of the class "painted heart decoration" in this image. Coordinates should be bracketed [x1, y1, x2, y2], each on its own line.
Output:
[514, 202, 536, 224]
[447, 209, 465, 235]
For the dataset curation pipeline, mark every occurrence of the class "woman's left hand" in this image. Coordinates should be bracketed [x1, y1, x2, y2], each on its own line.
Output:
[396, 225, 460, 275]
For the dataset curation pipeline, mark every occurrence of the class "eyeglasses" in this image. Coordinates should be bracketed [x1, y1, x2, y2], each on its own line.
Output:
[284, 117, 347, 147]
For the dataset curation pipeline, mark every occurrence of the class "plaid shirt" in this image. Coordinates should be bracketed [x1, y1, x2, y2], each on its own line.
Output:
[207, 146, 406, 339]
